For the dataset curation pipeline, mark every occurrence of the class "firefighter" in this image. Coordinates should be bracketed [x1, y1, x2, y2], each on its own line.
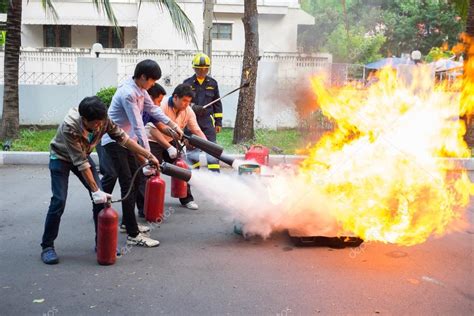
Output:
[183, 52, 222, 172]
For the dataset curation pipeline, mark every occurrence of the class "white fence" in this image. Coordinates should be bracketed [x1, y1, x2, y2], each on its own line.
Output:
[0, 48, 333, 87]
[0, 48, 344, 128]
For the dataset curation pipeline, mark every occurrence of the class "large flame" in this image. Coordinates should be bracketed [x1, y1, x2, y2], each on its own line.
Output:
[297, 62, 473, 245]
[190, 39, 474, 246]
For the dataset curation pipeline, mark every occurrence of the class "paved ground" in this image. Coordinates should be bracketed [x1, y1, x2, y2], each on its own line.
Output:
[0, 165, 473, 315]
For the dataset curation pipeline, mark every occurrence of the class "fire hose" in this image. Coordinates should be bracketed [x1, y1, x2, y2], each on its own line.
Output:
[109, 161, 191, 204]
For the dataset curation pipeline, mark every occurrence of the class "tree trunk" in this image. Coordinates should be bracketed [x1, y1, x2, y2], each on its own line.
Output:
[233, 0, 259, 144]
[0, 0, 22, 140]
[466, 0, 474, 37]
[461, 0, 474, 148]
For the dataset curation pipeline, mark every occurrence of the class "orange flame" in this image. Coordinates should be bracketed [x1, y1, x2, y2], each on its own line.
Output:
[298, 57, 474, 245]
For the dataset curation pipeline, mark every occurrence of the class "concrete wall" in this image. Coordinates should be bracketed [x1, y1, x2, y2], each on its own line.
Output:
[0, 57, 118, 125]
[0, 53, 330, 128]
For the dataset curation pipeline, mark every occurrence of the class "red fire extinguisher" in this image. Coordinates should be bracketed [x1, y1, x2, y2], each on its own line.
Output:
[171, 157, 188, 198]
[144, 174, 166, 222]
[97, 203, 118, 265]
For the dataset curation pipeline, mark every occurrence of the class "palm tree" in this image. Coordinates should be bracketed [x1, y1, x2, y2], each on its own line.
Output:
[0, 0, 197, 140]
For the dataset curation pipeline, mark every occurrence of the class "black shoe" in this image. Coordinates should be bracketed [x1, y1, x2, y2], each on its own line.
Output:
[41, 247, 59, 265]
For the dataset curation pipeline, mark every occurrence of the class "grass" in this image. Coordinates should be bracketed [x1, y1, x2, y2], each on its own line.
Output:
[7, 128, 57, 152]
[4, 127, 304, 154]
[217, 128, 303, 154]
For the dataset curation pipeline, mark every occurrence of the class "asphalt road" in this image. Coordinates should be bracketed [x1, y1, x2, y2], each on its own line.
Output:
[0, 165, 473, 315]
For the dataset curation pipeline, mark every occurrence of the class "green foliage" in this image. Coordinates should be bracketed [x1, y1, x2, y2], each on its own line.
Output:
[300, 0, 464, 64]
[0, 0, 8, 14]
[324, 25, 386, 64]
[382, 0, 463, 56]
[96, 86, 117, 108]
[425, 46, 455, 62]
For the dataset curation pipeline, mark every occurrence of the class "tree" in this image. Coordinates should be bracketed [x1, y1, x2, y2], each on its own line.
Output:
[324, 24, 386, 64]
[382, 0, 463, 56]
[299, 0, 386, 64]
[0, 0, 197, 140]
[233, 0, 259, 144]
[460, 0, 474, 147]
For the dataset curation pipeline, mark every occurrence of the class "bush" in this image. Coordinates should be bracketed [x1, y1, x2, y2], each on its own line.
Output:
[96, 86, 117, 108]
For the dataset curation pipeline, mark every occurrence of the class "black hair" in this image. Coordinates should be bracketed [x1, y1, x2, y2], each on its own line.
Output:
[172, 84, 195, 99]
[133, 59, 162, 81]
[78, 96, 108, 121]
[147, 83, 167, 99]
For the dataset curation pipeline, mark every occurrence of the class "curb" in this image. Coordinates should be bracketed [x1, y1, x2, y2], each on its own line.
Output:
[1, 151, 473, 170]
[0, 151, 307, 168]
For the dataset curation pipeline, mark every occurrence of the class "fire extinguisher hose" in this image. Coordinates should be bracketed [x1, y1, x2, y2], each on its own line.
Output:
[110, 162, 151, 204]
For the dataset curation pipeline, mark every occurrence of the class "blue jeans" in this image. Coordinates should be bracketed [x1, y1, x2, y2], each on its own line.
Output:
[41, 157, 104, 249]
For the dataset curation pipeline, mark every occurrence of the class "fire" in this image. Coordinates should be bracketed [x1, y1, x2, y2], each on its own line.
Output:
[297, 62, 474, 246]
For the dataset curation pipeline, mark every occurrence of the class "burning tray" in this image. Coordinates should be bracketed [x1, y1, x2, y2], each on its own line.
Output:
[288, 229, 363, 249]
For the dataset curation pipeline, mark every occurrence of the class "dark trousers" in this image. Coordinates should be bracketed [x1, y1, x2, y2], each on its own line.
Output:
[103, 142, 140, 237]
[149, 141, 194, 205]
[41, 157, 104, 249]
[96, 142, 144, 215]
[186, 126, 220, 172]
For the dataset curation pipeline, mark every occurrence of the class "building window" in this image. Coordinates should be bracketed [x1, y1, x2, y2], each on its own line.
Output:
[97, 26, 124, 48]
[211, 23, 232, 40]
[43, 25, 71, 47]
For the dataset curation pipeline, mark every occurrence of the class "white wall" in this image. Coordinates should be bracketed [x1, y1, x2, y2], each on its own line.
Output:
[137, 2, 203, 50]
[20, 0, 313, 53]
[22, 25, 43, 48]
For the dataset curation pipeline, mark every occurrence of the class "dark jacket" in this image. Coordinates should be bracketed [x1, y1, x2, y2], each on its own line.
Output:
[183, 74, 223, 128]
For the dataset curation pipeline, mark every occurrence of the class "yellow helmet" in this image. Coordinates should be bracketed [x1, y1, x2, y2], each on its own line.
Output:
[192, 53, 211, 68]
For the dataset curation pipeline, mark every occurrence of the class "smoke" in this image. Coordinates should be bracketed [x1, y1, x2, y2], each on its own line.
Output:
[188, 164, 344, 238]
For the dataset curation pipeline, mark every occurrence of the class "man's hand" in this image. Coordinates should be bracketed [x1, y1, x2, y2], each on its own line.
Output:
[215, 126, 222, 133]
[172, 125, 184, 139]
[166, 146, 178, 159]
[146, 154, 160, 168]
[92, 190, 112, 204]
[164, 127, 178, 138]
[192, 104, 205, 116]
[143, 164, 157, 176]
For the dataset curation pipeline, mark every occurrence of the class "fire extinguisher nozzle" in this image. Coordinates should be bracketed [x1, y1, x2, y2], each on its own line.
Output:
[160, 162, 192, 182]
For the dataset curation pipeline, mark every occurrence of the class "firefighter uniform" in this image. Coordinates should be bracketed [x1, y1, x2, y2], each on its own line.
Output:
[183, 74, 222, 172]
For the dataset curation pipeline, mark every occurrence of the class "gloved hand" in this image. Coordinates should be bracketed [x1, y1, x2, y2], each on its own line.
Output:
[166, 146, 178, 159]
[92, 190, 112, 204]
[143, 165, 157, 176]
[192, 104, 206, 116]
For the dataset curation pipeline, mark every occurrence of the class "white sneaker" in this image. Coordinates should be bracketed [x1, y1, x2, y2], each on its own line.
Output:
[120, 224, 151, 234]
[184, 201, 199, 210]
[126, 233, 160, 247]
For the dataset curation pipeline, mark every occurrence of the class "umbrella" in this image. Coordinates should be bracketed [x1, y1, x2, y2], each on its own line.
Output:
[365, 57, 414, 70]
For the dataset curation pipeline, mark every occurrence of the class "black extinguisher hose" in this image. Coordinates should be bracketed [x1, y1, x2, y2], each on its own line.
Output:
[110, 161, 151, 204]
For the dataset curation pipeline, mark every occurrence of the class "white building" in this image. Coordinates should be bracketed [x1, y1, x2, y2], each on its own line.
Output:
[21, 0, 314, 53]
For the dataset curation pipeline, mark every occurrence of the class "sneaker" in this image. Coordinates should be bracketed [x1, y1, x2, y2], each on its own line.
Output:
[41, 247, 59, 265]
[120, 224, 151, 234]
[184, 201, 199, 210]
[126, 233, 160, 247]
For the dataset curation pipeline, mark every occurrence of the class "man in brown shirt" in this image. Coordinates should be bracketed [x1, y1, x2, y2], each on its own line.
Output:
[41, 96, 159, 265]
